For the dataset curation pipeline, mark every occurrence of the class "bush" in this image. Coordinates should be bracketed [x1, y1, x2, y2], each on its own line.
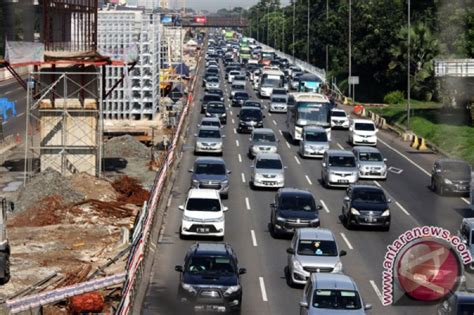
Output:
[384, 91, 405, 104]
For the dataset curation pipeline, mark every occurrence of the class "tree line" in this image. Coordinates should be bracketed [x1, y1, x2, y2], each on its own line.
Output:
[243, 0, 473, 103]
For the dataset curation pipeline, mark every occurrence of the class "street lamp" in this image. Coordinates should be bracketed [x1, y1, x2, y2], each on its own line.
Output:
[307, 0, 310, 63]
[348, 0, 352, 99]
[292, 0, 295, 62]
[407, 0, 411, 129]
[326, 0, 329, 74]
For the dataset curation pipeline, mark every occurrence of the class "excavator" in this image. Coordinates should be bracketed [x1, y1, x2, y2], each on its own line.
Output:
[0, 197, 12, 285]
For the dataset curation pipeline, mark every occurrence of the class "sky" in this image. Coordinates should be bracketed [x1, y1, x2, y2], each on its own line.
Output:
[172, 0, 291, 11]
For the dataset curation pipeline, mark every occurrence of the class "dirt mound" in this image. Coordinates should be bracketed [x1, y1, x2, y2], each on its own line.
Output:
[112, 176, 149, 206]
[9, 195, 66, 227]
[16, 169, 85, 212]
[70, 173, 117, 202]
[104, 135, 150, 159]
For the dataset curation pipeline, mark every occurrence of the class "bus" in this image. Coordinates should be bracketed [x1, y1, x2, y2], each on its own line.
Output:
[297, 73, 323, 93]
[286, 93, 333, 142]
[259, 68, 285, 98]
[239, 47, 251, 64]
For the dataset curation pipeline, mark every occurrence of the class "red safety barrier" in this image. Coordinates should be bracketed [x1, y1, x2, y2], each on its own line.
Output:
[353, 105, 364, 115]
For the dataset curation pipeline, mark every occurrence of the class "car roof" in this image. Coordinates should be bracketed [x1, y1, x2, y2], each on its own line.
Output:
[353, 146, 381, 153]
[195, 157, 225, 164]
[326, 149, 355, 157]
[201, 117, 220, 122]
[252, 128, 274, 135]
[198, 125, 220, 131]
[190, 242, 233, 256]
[188, 188, 220, 199]
[256, 152, 281, 160]
[303, 126, 326, 132]
[350, 184, 384, 192]
[278, 187, 313, 197]
[311, 273, 357, 291]
[297, 228, 335, 241]
[353, 118, 375, 124]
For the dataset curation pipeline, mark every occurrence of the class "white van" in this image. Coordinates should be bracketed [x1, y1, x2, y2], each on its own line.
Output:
[348, 119, 378, 146]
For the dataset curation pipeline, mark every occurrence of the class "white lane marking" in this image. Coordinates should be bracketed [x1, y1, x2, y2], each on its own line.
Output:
[286, 142, 290, 149]
[236, 140, 240, 147]
[369, 280, 384, 304]
[241, 173, 246, 183]
[320, 200, 330, 213]
[272, 119, 277, 126]
[245, 197, 251, 210]
[233, 128, 237, 134]
[305, 175, 313, 185]
[251, 230, 258, 247]
[395, 201, 411, 216]
[388, 166, 403, 174]
[336, 142, 344, 150]
[461, 198, 470, 205]
[230, 110, 233, 115]
[259, 277, 268, 302]
[231, 118, 235, 124]
[340, 232, 354, 250]
[294, 156, 301, 165]
[268, 112, 272, 116]
[373, 180, 382, 188]
[167, 196, 173, 208]
[278, 129, 283, 136]
[378, 138, 431, 176]
[238, 154, 242, 163]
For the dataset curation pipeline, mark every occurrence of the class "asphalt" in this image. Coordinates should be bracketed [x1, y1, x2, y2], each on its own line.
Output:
[141, 51, 473, 315]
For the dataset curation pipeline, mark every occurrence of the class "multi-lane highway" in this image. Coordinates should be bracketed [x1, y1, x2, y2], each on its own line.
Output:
[142, 47, 472, 314]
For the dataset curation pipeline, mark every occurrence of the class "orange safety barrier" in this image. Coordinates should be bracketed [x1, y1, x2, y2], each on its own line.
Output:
[353, 104, 364, 115]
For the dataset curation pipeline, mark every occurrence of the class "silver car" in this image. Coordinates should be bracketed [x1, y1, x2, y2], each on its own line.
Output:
[353, 146, 388, 179]
[286, 228, 346, 287]
[251, 153, 285, 189]
[205, 76, 219, 90]
[299, 273, 372, 315]
[248, 128, 278, 158]
[194, 126, 225, 155]
[299, 126, 330, 158]
[269, 95, 288, 113]
[321, 150, 358, 188]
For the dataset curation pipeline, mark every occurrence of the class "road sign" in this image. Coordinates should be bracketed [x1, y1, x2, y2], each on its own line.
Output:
[349, 76, 359, 85]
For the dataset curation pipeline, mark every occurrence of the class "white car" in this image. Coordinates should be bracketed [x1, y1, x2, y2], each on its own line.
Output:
[179, 189, 227, 239]
[228, 70, 240, 84]
[348, 119, 378, 146]
[251, 153, 285, 189]
[330, 108, 350, 129]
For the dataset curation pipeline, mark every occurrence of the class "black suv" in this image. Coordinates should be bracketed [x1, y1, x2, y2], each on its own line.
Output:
[175, 243, 246, 313]
[269, 188, 322, 238]
[342, 184, 391, 231]
[237, 107, 264, 133]
[232, 91, 249, 107]
[201, 93, 224, 114]
[431, 158, 471, 196]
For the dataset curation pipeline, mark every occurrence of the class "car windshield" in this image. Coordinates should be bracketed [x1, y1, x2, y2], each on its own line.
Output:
[207, 77, 219, 83]
[234, 76, 246, 81]
[297, 240, 337, 256]
[254, 133, 276, 142]
[245, 102, 261, 108]
[332, 111, 346, 117]
[354, 122, 375, 131]
[201, 120, 220, 127]
[240, 109, 262, 120]
[312, 290, 362, 310]
[329, 156, 356, 167]
[273, 89, 286, 95]
[207, 103, 225, 113]
[186, 198, 221, 211]
[232, 85, 245, 91]
[305, 131, 327, 142]
[272, 97, 287, 103]
[195, 163, 226, 175]
[198, 129, 221, 138]
[204, 95, 222, 102]
[358, 152, 383, 162]
[256, 158, 282, 169]
[298, 108, 329, 122]
[208, 90, 223, 96]
[186, 256, 235, 274]
[352, 190, 387, 204]
[443, 162, 471, 176]
[262, 78, 282, 87]
[279, 195, 316, 212]
[235, 92, 249, 98]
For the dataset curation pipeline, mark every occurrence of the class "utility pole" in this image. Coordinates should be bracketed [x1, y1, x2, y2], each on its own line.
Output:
[348, 0, 352, 99]
[292, 0, 296, 62]
[407, 0, 411, 129]
[266, 4, 269, 44]
[326, 0, 329, 74]
[307, 0, 310, 63]
[257, 7, 259, 41]
[282, 12, 285, 52]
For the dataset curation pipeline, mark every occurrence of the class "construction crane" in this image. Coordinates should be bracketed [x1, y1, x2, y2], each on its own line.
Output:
[0, 198, 12, 285]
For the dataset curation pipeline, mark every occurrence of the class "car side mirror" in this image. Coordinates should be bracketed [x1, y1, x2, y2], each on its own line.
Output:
[436, 169, 442, 173]
[175, 265, 183, 272]
[339, 250, 347, 257]
[344, 196, 350, 202]
[237, 114, 240, 117]
[387, 198, 392, 203]
[375, 129, 379, 133]
[299, 301, 309, 308]
[322, 162, 326, 168]
[227, 170, 232, 174]
[286, 247, 295, 255]
[263, 115, 266, 118]
[222, 135, 226, 138]
[284, 166, 288, 169]
[194, 133, 198, 137]
[238, 268, 247, 275]
[188, 169, 194, 173]
[364, 304, 372, 310]
[317, 204, 323, 210]
[270, 202, 275, 208]
[179, 205, 185, 211]
[383, 158, 387, 162]
[223, 206, 229, 212]
[249, 137, 252, 141]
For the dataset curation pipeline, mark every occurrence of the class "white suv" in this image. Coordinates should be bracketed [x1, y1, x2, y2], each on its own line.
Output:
[179, 189, 227, 240]
[330, 108, 350, 129]
[349, 119, 378, 146]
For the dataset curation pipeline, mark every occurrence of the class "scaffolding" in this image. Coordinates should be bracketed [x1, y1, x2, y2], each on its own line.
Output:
[24, 70, 103, 183]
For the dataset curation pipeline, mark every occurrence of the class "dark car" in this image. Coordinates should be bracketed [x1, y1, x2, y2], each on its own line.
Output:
[206, 67, 219, 76]
[201, 93, 223, 113]
[205, 102, 227, 124]
[190, 157, 230, 198]
[269, 188, 322, 238]
[175, 243, 246, 313]
[206, 88, 224, 101]
[438, 290, 474, 315]
[431, 158, 471, 196]
[237, 107, 264, 133]
[342, 184, 391, 231]
[232, 91, 250, 107]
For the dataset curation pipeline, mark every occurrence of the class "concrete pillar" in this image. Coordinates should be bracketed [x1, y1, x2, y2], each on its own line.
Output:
[3, 2, 17, 41]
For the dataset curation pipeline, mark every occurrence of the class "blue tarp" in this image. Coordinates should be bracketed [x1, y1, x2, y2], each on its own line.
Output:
[0, 98, 16, 121]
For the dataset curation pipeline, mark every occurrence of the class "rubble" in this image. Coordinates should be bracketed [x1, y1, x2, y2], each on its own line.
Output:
[104, 135, 150, 159]
[70, 173, 117, 202]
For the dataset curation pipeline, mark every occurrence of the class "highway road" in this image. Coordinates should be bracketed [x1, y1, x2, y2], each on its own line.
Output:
[142, 47, 473, 314]
[0, 78, 28, 139]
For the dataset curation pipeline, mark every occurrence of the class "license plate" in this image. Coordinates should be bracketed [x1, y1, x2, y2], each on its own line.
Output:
[338, 180, 349, 184]
[197, 227, 210, 233]
[365, 217, 376, 223]
[263, 181, 274, 185]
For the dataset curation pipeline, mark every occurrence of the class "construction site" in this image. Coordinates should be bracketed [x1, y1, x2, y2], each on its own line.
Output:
[0, 0, 201, 313]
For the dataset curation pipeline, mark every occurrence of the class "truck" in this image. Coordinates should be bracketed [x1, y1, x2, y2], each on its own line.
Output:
[258, 68, 285, 98]
[0, 198, 11, 285]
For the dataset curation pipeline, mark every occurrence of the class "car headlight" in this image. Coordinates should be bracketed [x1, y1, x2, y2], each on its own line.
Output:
[310, 218, 320, 223]
[215, 215, 225, 222]
[224, 285, 241, 296]
[381, 209, 390, 217]
[183, 215, 196, 222]
[222, 180, 229, 186]
[221, 113, 227, 117]
[182, 283, 197, 294]
[350, 208, 360, 215]
[216, 142, 223, 147]
[276, 216, 286, 222]
[444, 178, 453, 185]
[192, 179, 200, 186]
[255, 173, 264, 180]
[292, 259, 304, 271]
[334, 261, 343, 273]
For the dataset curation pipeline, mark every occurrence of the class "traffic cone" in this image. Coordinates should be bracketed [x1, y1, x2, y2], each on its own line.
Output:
[411, 136, 419, 149]
[418, 138, 429, 151]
